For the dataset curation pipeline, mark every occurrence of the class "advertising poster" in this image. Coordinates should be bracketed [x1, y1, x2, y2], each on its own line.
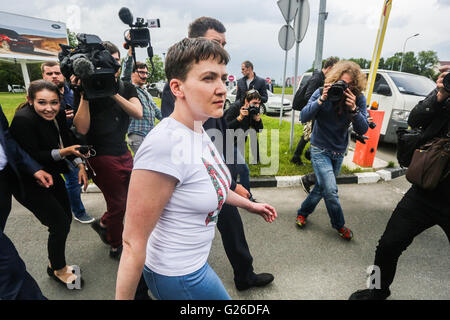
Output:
[0, 11, 68, 61]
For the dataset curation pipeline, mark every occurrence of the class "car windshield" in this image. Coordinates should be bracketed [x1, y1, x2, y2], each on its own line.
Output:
[387, 72, 435, 97]
[0, 28, 19, 38]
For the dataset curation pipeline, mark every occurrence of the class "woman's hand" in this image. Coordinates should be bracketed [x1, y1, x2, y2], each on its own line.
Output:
[344, 88, 357, 112]
[247, 202, 277, 223]
[77, 164, 88, 192]
[320, 84, 331, 103]
[239, 106, 249, 119]
[59, 145, 84, 158]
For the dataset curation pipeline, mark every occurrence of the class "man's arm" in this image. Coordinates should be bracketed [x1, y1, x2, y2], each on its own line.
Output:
[73, 94, 91, 135]
[304, 73, 323, 102]
[112, 95, 143, 120]
[257, 78, 268, 103]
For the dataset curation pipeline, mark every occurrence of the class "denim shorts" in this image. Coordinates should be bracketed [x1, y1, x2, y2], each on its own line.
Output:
[143, 262, 231, 300]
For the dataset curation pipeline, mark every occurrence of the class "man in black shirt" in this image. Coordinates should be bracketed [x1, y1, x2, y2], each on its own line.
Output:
[235, 61, 268, 105]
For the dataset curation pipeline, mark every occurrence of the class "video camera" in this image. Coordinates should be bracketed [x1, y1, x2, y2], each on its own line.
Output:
[118, 7, 160, 75]
[59, 33, 121, 100]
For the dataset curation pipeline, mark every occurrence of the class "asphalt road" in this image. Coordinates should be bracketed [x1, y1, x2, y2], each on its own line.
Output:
[4, 175, 449, 300]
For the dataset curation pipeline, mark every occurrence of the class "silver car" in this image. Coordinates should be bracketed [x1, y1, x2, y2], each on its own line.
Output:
[225, 88, 292, 115]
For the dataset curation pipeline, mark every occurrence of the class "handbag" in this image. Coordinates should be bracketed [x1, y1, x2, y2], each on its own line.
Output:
[405, 134, 450, 190]
[396, 127, 424, 167]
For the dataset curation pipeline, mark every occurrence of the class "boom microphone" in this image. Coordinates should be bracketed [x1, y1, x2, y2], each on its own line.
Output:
[119, 7, 134, 26]
[73, 57, 95, 79]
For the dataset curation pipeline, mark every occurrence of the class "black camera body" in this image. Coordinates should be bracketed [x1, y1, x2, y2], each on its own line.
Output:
[59, 33, 121, 100]
[443, 72, 450, 93]
[247, 104, 260, 117]
[328, 80, 349, 102]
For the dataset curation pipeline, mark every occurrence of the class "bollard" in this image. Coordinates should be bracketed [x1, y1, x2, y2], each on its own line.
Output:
[352, 109, 385, 167]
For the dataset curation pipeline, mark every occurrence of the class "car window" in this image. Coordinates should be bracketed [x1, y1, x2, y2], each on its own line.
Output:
[373, 74, 389, 93]
[387, 72, 436, 96]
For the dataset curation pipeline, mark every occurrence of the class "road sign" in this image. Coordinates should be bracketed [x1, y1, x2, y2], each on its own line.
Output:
[277, 0, 298, 23]
[228, 75, 235, 82]
[293, 0, 310, 42]
[278, 25, 296, 51]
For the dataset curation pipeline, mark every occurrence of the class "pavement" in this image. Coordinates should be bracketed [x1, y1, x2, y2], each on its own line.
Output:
[5, 174, 450, 300]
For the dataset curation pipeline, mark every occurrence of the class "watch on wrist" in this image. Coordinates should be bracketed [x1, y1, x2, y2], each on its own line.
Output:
[319, 97, 325, 103]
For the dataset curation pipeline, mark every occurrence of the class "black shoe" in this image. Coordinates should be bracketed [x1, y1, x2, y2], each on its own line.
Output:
[290, 157, 304, 166]
[235, 273, 274, 291]
[349, 288, 391, 300]
[109, 245, 123, 260]
[300, 175, 312, 194]
[91, 218, 109, 245]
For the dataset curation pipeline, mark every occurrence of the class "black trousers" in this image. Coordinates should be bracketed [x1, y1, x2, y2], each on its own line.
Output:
[217, 203, 254, 284]
[1, 166, 72, 270]
[0, 167, 46, 300]
[374, 187, 450, 291]
[293, 134, 308, 159]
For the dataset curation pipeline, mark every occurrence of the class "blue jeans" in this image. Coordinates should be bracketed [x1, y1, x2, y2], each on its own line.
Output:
[63, 167, 87, 218]
[143, 262, 231, 300]
[229, 146, 251, 192]
[297, 145, 345, 230]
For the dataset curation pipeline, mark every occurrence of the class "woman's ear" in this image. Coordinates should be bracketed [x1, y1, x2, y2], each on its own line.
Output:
[170, 79, 185, 100]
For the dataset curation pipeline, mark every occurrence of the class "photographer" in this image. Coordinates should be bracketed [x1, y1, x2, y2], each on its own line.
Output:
[350, 66, 450, 300]
[73, 41, 143, 259]
[295, 61, 369, 241]
[225, 89, 263, 193]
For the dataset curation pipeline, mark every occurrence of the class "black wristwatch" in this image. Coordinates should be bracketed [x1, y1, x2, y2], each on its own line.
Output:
[319, 97, 326, 103]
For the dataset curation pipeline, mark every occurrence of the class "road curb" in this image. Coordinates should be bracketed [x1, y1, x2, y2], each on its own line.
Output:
[84, 168, 407, 192]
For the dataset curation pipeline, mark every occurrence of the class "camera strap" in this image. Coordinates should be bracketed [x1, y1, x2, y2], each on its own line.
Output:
[53, 119, 65, 149]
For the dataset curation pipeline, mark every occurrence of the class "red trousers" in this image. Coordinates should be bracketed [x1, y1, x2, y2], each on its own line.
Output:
[88, 151, 133, 248]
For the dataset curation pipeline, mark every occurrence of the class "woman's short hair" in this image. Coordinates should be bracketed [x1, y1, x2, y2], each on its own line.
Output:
[325, 60, 367, 96]
[165, 37, 229, 82]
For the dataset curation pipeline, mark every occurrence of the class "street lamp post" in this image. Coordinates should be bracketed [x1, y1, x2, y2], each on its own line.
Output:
[399, 33, 419, 72]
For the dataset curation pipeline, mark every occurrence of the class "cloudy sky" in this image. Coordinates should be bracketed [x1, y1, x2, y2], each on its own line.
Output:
[2, 0, 449, 84]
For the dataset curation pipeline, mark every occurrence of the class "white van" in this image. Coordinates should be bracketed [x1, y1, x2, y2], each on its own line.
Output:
[8, 84, 26, 93]
[362, 69, 436, 143]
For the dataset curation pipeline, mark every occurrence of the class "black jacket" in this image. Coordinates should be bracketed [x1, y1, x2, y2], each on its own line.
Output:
[407, 89, 450, 202]
[304, 70, 325, 102]
[10, 104, 78, 177]
[224, 101, 263, 145]
[0, 105, 42, 197]
[235, 74, 268, 104]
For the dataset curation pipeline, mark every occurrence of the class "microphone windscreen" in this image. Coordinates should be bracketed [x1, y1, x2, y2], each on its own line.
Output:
[119, 7, 133, 26]
[73, 57, 95, 79]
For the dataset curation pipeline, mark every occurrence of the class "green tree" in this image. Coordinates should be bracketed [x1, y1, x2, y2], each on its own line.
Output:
[417, 50, 438, 80]
[67, 28, 78, 47]
[348, 57, 371, 69]
[146, 54, 165, 83]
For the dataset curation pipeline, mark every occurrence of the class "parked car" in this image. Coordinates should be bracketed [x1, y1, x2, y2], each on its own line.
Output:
[146, 81, 165, 98]
[8, 84, 26, 93]
[0, 28, 34, 53]
[362, 69, 436, 143]
[225, 88, 292, 115]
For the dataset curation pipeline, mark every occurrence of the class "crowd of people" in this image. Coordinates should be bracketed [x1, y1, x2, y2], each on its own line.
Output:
[0, 15, 448, 301]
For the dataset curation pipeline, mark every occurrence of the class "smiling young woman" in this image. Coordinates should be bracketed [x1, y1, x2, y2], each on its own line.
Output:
[9, 80, 87, 288]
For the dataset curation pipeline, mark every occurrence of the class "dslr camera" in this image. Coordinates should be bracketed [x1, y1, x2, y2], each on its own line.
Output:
[59, 33, 121, 100]
[328, 80, 349, 102]
[247, 104, 260, 117]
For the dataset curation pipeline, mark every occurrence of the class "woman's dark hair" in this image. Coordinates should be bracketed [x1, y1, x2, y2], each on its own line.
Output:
[165, 37, 229, 82]
[16, 80, 61, 111]
[244, 89, 261, 103]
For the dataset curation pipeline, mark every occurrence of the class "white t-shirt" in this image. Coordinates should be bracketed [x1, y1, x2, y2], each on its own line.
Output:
[134, 117, 231, 276]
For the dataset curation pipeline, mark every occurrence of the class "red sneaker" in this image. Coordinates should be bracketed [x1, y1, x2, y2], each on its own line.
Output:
[338, 226, 353, 240]
[296, 215, 307, 228]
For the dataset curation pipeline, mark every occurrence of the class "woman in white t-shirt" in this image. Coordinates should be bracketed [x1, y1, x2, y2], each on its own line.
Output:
[115, 38, 277, 300]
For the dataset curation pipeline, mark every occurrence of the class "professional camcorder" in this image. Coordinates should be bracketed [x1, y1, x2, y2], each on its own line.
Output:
[118, 7, 160, 74]
[59, 33, 121, 100]
[328, 80, 349, 103]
